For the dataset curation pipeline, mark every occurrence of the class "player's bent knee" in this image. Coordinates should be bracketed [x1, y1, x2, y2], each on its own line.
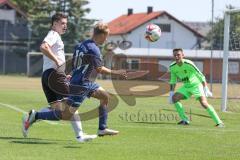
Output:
[102, 93, 110, 104]
[92, 88, 110, 105]
[50, 101, 62, 109]
[172, 94, 180, 103]
[200, 100, 209, 108]
[100, 98, 109, 106]
[61, 110, 75, 120]
[199, 97, 209, 108]
[71, 111, 80, 121]
[61, 104, 78, 120]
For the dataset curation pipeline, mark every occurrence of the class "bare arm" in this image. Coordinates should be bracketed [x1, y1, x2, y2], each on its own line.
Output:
[96, 66, 126, 78]
[40, 42, 61, 67]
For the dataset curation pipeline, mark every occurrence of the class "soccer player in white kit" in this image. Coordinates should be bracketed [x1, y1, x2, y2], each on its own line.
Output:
[22, 13, 96, 142]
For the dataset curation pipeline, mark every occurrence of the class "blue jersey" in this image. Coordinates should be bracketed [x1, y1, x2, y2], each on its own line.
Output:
[71, 39, 103, 84]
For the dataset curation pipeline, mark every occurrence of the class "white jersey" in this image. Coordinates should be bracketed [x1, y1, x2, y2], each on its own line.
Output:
[42, 30, 65, 72]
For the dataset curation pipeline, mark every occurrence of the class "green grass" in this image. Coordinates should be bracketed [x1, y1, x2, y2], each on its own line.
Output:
[1, 81, 240, 160]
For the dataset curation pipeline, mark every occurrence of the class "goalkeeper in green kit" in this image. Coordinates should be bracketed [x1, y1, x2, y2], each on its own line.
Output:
[169, 48, 224, 127]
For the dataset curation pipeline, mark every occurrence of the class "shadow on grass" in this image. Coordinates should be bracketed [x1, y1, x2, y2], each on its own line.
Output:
[64, 145, 82, 149]
[0, 136, 41, 140]
[0, 136, 69, 145]
[11, 140, 57, 145]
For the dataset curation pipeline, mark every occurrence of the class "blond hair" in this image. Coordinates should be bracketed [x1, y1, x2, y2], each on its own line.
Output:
[93, 22, 110, 35]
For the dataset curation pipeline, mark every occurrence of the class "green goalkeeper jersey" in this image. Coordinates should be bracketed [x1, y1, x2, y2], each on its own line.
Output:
[169, 59, 206, 87]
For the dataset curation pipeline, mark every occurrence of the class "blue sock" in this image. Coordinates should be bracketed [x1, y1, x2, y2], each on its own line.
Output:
[35, 110, 62, 121]
[98, 105, 108, 130]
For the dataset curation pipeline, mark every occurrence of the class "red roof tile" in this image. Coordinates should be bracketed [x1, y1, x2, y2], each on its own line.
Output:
[108, 11, 204, 38]
[109, 11, 162, 35]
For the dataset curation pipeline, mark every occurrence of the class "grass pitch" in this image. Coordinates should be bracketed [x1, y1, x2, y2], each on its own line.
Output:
[0, 75, 240, 160]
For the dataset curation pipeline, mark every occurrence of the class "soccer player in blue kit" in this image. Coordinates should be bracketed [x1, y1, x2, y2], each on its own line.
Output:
[23, 22, 126, 137]
[22, 12, 97, 142]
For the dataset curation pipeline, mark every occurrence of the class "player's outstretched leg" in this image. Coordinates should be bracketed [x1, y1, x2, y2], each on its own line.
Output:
[199, 96, 224, 127]
[22, 110, 37, 138]
[91, 87, 119, 136]
[36, 104, 97, 142]
[22, 104, 97, 142]
[172, 93, 189, 125]
[22, 108, 60, 138]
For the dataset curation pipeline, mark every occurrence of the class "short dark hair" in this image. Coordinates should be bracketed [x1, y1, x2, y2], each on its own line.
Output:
[93, 22, 110, 35]
[173, 48, 183, 53]
[51, 13, 68, 26]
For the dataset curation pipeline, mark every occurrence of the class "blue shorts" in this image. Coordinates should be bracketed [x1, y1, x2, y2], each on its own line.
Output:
[67, 81, 100, 107]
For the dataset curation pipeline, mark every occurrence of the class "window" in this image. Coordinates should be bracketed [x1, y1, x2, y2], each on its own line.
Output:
[229, 61, 239, 74]
[158, 60, 203, 72]
[123, 59, 140, 70]
[155, 23, 171, 32]
[158, 60, 172, 72]
[130, 60, 139, 70]
[121, 60, 128, 69]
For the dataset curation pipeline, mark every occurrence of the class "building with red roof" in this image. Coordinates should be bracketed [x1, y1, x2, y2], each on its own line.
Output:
[107, 7, 204, 50]
[104, 7, 239, 82]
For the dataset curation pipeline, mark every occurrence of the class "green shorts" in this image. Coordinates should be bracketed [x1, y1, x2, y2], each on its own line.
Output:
[176, 84, 205, 100]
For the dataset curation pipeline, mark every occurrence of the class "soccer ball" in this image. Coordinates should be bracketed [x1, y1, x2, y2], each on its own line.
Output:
[145, 24, 161, 42]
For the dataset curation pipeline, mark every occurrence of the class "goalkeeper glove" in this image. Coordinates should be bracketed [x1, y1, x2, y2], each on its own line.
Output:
[169, 91, 174, 104]
[203, 86, 213, 97]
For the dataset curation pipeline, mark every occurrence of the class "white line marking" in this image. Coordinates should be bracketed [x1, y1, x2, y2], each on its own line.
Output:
[0, 102, 58, 125]
[0, 102, 27, 114]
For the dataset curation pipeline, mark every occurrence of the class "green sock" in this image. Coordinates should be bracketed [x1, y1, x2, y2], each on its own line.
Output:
[174, 102, 189, 122]
[206, 105, 222, 125]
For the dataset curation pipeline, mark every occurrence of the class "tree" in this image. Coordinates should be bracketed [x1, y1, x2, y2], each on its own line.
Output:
[11, 0, 95, 52]
[206, 5, 240, 50]
[60, 0, 95, 52]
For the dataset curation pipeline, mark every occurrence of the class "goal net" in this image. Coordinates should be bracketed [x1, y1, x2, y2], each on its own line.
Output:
[221, 9, 240, 112]
[27, 52, 73, 76]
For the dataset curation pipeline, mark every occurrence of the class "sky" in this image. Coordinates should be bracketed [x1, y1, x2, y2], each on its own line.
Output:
[85, 0, 240, 22]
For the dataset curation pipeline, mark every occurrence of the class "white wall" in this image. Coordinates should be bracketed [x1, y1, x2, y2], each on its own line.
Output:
[108, 15, 199, 49]
[0, 9, 16, 24]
